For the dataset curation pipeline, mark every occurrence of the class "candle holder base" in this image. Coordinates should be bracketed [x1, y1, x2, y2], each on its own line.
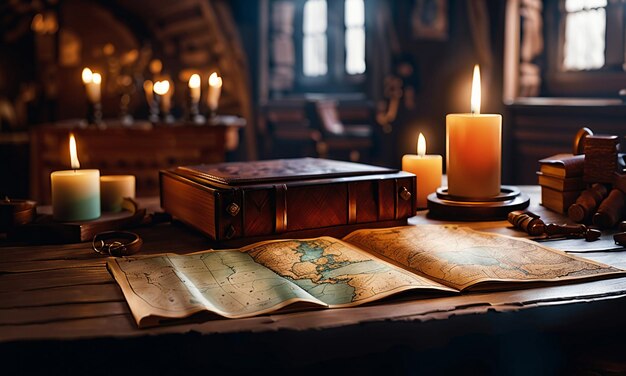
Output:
[426, 185, 530, 221]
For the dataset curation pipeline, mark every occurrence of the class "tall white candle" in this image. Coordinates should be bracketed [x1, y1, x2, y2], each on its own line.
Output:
[446, 65, 501, 198]
[207, 72, 222, 112]
[51, 133, 100, 221]
[153, 80, 172, 113]
[189, 74, 201, 104]
[82, 68, 102, 104]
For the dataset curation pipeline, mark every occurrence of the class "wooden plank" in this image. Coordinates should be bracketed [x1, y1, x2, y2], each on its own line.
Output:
[0, 315, 139, 342]
[0, 302, 129, 325]
[0, 243, 93, 262]
[0, 284, 124, 309]
[0, 258, 106, 273]
[0, 267, 113, 292]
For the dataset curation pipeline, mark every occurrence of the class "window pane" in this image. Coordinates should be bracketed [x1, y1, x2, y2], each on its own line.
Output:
[563, 8, 606, 71]
[565, 0, 607, 13]
[345, 28, 366, 75]
[303, 0, 327, 34]
[303, 34, 327, 76]
[345, 0, 365, 28]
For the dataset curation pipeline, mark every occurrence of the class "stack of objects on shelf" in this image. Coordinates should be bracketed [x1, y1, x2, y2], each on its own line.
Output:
[537, 153, 585, 214]
[539, 134, 626, 230]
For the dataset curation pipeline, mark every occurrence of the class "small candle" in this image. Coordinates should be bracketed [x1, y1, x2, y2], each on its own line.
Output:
[402, 133, 442, 209]
[188, 74, 201, 104]
[446, 65, 501, 198]
[51, 133, 100, 221]
[153, 80, 171, 113]
[82, 68, 102, 104]
[207, 72, 222, 112]
[100, 175, 136, 213]
[143, 80, 154, 106]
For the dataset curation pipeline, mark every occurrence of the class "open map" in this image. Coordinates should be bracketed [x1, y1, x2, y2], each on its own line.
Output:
[108, 225, 624, 327]
[344, 225, 623, 291]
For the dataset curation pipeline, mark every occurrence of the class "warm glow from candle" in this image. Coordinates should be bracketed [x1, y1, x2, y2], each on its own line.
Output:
[82, 68, 93, 84]
[92, 73, 101, 85]
[189, 74, 201, 88]
[417, 133, 426, 157]
[153, 80, 170, 95]
[208, 72, 222, 88]
[470, 64, 481, 114]
[69, 133, 80, 169]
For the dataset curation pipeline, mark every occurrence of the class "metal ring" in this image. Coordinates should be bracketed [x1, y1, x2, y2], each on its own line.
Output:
[92, 231, 143, 257]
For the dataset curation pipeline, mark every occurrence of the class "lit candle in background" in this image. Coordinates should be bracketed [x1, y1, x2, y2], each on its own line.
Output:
[446, 65, 501, 198]
[81, 68, 102, 104]
[143, 80, 154, 105]
[153, 80, 171, 113]
[402, 133, 442, 209]
[51, 133, 100, 221]
[189, 74, 201, 104]
[207, 72, 222, 113]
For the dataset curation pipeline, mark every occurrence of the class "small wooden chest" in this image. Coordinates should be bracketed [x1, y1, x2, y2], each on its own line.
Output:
[160, 158, 416, 245]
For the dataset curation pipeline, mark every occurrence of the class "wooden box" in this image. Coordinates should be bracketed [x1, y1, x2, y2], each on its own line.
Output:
[160, 158, 416, 244]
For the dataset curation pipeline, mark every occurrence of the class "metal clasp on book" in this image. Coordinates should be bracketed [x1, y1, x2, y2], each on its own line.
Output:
[399, 186, 412, 201]
[226, 202, 240, 216]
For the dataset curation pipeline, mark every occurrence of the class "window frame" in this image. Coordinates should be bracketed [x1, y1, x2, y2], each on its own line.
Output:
[544, 0, 626, 97]
[293, 0, 367, 94]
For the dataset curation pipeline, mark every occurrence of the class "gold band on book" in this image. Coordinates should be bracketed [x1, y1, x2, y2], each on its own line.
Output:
[348, 183, 357, 224]
[274, 184, 287, 233]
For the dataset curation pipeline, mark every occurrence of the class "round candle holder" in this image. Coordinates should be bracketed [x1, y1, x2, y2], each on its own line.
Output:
[426, 185, 530, 221]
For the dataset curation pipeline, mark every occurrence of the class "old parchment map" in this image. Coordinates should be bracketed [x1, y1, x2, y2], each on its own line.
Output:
[344, 225, 623, 291]
[109, 236, 452, 326]
[246, 237, 451, 307]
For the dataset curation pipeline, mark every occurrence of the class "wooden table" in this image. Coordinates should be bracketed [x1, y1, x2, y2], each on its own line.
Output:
[2, 187, 626, 374]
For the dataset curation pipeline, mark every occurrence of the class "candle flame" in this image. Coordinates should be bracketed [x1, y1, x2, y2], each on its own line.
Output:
[189, 74, 201, 88]
[153, 80, 170, 95]
[143, 80, 153, 92]
[208, 72, 222, 88]
[417, 133, 426, 157]
[92, 72, 102, 85]
[470, 64, 481, 114]
[81, 68, 93, 84]
[69, 133, 80, 169]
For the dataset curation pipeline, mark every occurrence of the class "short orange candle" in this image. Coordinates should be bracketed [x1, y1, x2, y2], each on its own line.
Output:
[402, 133, 442, 209]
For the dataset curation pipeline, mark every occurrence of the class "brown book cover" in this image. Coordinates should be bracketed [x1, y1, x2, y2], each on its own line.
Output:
[539, 154, 585, 178]
[537, 172, 586, 192]
[541, 186, 582, 214]
[160, 158, 416, 245]
[175, 158, 394, 186]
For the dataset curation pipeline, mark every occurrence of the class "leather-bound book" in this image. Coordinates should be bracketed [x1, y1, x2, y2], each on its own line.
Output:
[541, 186, 582, 214]
[160, 158, 416, 245]
[537, 172, 586, 192]
[538, 154, 585, 178]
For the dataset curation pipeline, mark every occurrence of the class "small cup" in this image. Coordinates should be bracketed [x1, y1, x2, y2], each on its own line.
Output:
[100, 175, 135, 213]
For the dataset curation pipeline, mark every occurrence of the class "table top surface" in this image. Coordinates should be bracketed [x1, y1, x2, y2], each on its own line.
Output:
[2, 186, 626, 344]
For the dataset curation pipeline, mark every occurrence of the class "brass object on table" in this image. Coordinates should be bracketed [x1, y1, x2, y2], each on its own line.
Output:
[614, 232, 626, 247]
[593, 189, 626, 229]
[545, 223, 601, 242]
[508, 210, 545, 236]
[572, 127, 593, 155]
[568, 183, 608, 223]
[508, 209, 601, 241]
[583, 135, 620, 184]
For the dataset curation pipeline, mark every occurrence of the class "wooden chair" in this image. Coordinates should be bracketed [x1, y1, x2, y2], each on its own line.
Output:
[312, 100, 373, 162]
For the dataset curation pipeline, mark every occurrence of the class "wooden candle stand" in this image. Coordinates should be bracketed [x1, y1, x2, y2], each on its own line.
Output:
[426, 186, 530, 221]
